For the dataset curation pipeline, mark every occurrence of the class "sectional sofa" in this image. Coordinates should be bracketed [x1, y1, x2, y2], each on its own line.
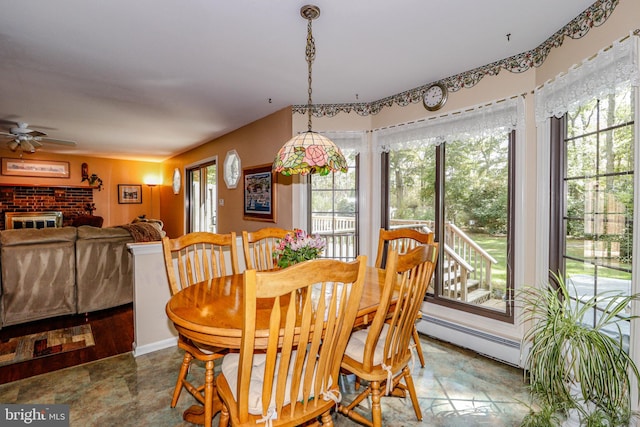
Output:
[0, 224, 161, 328]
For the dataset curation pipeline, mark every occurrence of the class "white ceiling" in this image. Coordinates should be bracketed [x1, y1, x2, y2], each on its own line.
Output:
[0, 0, 595, 162]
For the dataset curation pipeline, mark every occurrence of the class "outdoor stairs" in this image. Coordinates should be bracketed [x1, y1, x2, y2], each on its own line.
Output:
[443, 261, 491, 304]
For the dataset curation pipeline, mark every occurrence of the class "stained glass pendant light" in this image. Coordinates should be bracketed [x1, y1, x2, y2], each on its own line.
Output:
[273, 5, 348, 176]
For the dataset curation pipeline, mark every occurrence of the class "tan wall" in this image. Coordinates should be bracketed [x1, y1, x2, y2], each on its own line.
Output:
[160, 107, 293, 238]
[536, 0, 639, 86]
[0, 148, 162, 227]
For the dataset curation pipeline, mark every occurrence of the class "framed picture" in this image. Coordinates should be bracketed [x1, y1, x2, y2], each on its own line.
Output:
[118, 184, 143, 204]
[243, 164, 276, 222]
[1, 158, 70, 178]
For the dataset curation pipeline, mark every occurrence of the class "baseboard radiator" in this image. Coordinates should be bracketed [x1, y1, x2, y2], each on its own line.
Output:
[419, 315, 523, 368]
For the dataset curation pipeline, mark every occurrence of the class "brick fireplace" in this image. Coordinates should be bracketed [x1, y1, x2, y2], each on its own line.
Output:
[0, 186, 94, 230]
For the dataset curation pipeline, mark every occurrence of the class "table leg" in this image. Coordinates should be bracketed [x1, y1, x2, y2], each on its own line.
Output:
[183, 405, 205, 424]
[181, 389, 222, 425]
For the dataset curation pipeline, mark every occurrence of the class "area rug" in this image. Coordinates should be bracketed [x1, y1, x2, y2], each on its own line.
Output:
[0, 325, 95, 367]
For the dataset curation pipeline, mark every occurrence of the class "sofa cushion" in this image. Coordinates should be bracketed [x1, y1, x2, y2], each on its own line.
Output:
[1, 227, 77, 326]
[77, 225, 131, 240]
[76, 226, 134, 313]
[1, 227, 77, 246]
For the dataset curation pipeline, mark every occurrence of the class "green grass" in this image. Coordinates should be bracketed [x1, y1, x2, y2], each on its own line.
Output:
[464, 233, 632, 288]
[465, 232, 507, 290]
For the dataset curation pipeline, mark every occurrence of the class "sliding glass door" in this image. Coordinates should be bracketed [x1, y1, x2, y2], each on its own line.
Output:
[187, 161, 217, 233]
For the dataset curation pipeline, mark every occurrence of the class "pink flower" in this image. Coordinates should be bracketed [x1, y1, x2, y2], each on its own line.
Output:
[273, 229, 326, 268]
[303, 145, 328, 166]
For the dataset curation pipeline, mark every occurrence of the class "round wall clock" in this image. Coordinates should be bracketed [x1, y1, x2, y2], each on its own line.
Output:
[172, 168, 181, 195]
[224, 150, 241, 189]
[422, 82, 448, 111]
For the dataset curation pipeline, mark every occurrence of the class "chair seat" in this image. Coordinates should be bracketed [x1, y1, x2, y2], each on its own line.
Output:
[221, 351, 320, 416]
[343, 324, 411, 378]
[344, 324, 390, 366]
[179, 335, 225, 358]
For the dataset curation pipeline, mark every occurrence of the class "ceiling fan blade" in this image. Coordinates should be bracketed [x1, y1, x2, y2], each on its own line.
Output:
[40, 137, 77, 147]
[28, 130, 47, 137]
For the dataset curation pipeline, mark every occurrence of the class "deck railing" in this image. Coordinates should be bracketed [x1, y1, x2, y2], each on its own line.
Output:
[443, 222, 497, 295]
[387, 220, 497, 301]
[312, 216, 358, 261]
[310, 216, 497, 303]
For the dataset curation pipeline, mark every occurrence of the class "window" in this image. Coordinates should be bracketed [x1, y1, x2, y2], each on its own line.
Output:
[537, 34, 639, 339]
[187, 161, 217, 233]
[309, 149, 359, 261]
[550, 86, 634, 333]
[377, 97, 521, 321]
[441, 131, 514, 317]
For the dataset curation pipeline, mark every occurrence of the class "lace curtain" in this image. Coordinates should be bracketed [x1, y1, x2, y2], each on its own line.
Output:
[535, 33, 640, 124]
[321, 131, 366, 154]
[374, 96, 524, 153]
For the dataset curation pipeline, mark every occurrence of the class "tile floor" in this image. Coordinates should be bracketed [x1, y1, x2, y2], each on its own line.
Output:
[0, 336, 532, 426]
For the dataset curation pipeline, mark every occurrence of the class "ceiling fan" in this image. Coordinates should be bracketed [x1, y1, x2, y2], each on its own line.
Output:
[0, 122, 77, 153]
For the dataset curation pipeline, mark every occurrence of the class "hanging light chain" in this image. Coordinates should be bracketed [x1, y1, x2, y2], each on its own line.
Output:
[306, 17, 316, 132]
[272, 5, 348, 176]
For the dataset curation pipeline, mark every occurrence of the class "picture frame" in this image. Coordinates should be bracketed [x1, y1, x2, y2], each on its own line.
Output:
[1, 158, 70, 178]
[243, 164, 276, 222]
[118, 184, 143, 204]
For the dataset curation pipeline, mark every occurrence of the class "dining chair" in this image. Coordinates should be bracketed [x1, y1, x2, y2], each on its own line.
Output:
[216, 255, 367, 427]
[374, 227, 434, 368]
[374, 227, 434, 269]
[242, 227, 293, 271]
[339, 244, 438, 427]
[162, 231, 240, 427]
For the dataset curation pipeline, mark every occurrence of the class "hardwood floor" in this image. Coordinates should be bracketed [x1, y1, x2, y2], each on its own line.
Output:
[0, 303, 133, 384]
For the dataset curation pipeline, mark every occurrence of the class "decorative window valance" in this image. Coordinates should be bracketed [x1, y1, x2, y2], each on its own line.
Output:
[535, 33, 640, 124]
[374, 96, 524, 153]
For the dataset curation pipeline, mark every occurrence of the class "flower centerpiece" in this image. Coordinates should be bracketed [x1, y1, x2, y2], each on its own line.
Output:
[273, 229, 326, 268]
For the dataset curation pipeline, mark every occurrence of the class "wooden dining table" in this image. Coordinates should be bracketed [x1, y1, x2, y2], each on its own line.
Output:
[165, 265, 388, 424]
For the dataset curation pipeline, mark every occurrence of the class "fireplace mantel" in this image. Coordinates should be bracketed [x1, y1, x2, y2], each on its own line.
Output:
[0, 183, 99, 189]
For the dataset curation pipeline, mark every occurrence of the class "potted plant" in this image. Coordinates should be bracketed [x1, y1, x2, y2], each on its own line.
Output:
[82, 173, 103, 191]
[519, 273, 640, 426]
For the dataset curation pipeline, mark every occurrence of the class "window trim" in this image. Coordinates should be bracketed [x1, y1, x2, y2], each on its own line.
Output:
[425, 131, 516, 323]
[382, 130, 516, 323]
[186, 157, 217, 233]
[307, 151, 360, 262]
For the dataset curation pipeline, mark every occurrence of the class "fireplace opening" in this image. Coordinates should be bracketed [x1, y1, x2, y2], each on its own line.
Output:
[5, 212, 64, 230]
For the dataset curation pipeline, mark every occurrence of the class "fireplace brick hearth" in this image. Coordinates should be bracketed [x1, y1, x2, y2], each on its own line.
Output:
[0, 186, 94, 229]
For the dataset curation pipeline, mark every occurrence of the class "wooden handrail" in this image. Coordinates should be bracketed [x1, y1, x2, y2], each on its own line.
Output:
[445, 222, 497, 264]
[444, 244, 474, 272]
